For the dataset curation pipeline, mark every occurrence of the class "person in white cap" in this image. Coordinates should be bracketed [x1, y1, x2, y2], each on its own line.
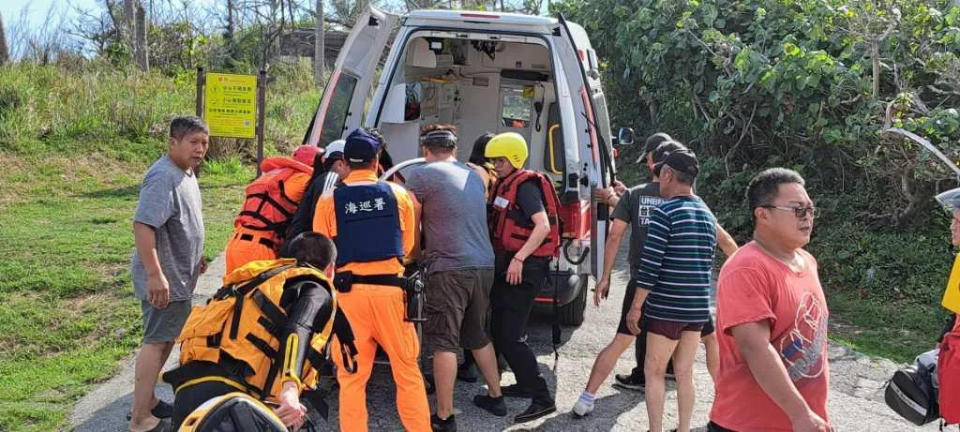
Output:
[284, 140, 348, 246]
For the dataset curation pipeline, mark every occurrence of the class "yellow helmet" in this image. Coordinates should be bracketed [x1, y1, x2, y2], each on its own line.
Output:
[179, 392, 287, 431]
[484, 132, 528, 169]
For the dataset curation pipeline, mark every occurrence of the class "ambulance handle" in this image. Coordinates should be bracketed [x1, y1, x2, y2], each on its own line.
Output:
[547, 124, 562, 174]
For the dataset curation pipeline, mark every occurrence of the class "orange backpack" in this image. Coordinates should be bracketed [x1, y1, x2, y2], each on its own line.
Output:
[175, 259, 356, 402]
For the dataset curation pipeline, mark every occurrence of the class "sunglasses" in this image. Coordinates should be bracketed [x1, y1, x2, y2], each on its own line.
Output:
[760, 205, 820, 219]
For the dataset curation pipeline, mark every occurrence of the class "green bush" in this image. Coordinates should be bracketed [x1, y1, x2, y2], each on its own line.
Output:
[556, 0, 960, 359]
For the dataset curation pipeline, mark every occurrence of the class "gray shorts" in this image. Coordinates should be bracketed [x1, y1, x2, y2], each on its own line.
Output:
[140, 300, 191, 344]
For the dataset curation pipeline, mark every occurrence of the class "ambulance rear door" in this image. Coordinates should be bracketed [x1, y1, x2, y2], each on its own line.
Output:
[554, 14, 616, 281]
[304, 6, 396, 147]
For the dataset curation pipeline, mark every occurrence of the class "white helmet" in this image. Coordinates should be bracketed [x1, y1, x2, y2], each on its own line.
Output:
[936, 187, 960, 212]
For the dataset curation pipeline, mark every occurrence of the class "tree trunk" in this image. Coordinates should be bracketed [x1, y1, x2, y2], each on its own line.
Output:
[123, 0, 136, 47]
[226, 0, 236, 67]
[314, 0, 325, 86]
[135, 4, 149, 71]
[871, 40, 880, 99]
[0, 13, 9, 66]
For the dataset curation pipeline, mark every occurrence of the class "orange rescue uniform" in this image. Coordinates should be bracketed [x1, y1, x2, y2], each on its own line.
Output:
[224, 162, 311, 273]
[312, 169, 429, 432]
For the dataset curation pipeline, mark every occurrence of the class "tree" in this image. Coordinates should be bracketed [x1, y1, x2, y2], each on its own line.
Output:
[314, 0, 324, 85]
[134, 3, 148, 71]
[0, 13, 9, 66]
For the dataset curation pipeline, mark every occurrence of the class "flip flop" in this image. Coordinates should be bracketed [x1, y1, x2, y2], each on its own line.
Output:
[125, 400, 174, 421]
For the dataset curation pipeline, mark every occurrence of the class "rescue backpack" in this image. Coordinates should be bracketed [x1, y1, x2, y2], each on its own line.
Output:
[235, 158, 313, 240]
[489, 169, 562, 258]
[884, 348, 940, 425]
[171, 259, 358, 403]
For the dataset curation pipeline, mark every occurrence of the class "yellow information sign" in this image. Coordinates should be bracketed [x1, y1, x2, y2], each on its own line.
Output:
[204, 73, 257, 138]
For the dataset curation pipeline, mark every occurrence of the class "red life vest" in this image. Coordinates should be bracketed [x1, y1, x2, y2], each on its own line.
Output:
[489, 170, 561, 258]
[940, 314, 960, 423]
[235, 157, 313, 238]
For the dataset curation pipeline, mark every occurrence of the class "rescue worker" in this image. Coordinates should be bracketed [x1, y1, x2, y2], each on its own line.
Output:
[936, 187, 960, 424]
[467, 132, 498, 200]
[312, 128, 431, 432]
[458, 132, 498, 382]
[285, 140, 348, 244]
[224, 145, 320, 273]
[163, 232, 358, 431]
[477, 132, 559, 423]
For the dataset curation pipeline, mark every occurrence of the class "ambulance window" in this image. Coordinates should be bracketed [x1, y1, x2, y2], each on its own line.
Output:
[501, 87, 531, 128]
[319, 73, 358, 146]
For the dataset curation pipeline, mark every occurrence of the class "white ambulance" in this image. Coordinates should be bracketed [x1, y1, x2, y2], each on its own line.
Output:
[303, 6, 634, 325]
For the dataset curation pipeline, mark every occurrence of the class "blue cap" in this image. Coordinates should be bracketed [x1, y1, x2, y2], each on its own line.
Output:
[344, 129, 381, 163]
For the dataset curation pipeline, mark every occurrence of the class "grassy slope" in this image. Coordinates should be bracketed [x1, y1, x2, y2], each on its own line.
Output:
[0, 61, 320, 431]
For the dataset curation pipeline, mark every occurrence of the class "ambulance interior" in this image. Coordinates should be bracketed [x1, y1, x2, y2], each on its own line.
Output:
[376, 34, 565, 180]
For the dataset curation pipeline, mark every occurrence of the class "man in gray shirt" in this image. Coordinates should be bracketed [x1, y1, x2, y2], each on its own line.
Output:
[404, 126, 504, 431]
[129, 116, 208, 432]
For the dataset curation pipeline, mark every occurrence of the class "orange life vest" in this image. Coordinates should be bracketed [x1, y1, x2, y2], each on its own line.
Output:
[489, 169, 562, 258]
[174, 259, 356, 402]
[235, 157, 313, 239]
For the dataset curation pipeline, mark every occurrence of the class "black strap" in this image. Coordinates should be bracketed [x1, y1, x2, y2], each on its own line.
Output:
[332, 272, 405, 293]
[552, 254, 562, 366]
[277, 179, 300, 209]
[301, 388, 330, 421]
[251, 290, 287, 329]
[256, 316, 280, 337]
[238, 233, 276, 249]
[332, 313, 359, 373]
[220, 266, 294, 340]
[245, 334, 279, 359]
[245, 333, 281, 400]
[306, 347, 326, 369]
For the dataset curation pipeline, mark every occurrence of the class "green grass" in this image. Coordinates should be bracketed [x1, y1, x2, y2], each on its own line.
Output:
[828, 292, 950, 362]
[0, 61, 319, 431]
[0, 155, 250, 431]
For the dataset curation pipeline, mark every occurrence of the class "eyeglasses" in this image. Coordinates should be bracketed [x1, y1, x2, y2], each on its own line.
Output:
[760, 205, 820, 219]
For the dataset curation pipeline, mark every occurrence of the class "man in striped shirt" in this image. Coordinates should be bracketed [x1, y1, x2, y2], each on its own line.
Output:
[625, 149, 717, 432]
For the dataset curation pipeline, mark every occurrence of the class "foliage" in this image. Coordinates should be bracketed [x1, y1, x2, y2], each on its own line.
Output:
[555, 0, 960, 359]
[0, 59, 325, 430]
[555, 0, 960, 228]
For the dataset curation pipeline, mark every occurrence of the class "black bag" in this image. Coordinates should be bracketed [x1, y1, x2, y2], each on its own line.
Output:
[885, 360, 939, 425]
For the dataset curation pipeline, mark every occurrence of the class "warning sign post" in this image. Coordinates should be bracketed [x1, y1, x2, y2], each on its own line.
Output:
[196, 68, 268, 176]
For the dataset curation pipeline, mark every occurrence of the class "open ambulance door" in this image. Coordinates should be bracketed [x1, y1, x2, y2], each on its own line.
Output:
[304, 6, 396, 147]
[555, 14, 617, 281]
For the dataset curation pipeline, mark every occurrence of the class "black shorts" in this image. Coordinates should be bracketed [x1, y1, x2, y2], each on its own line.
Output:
[617, 280, 715, 337]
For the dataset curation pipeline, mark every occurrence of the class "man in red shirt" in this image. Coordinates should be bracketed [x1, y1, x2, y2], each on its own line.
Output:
[709, 168, 832, 432]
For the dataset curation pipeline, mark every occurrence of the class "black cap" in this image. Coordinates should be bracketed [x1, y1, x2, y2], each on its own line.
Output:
[651, 140, 687, 164]
[420, 130, 458, 149]
[657, 150, 699, 178]
[643, 132, 674, 155]
[344, 129, 381, 163]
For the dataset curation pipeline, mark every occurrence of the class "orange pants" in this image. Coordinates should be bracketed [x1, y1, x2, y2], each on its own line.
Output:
[224, 227, 278, 274]
[329, 284, 430, 432]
